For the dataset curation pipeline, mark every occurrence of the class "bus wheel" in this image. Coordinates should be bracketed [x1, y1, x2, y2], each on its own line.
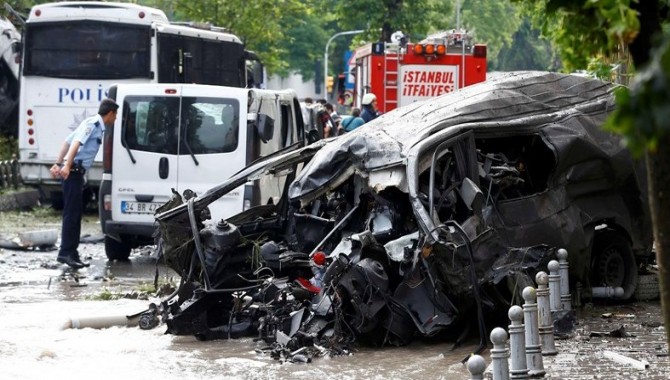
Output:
[82, 187, 97, 212]
[105, 236, 131, 261]
[590, 231, 638, 301]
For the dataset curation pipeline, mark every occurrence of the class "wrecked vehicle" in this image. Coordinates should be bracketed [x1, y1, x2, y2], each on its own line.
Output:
[151, 71, 653, 360]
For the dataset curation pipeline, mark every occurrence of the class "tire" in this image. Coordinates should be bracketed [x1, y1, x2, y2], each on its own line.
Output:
[105, 235, 132, 261]
[635, 273, 660, 301]
[82, 187, 97, 212]
[590, 231, 638, 301]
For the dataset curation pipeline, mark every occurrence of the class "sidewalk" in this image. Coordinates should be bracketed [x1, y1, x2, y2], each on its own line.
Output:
[533, 301, 668, 379]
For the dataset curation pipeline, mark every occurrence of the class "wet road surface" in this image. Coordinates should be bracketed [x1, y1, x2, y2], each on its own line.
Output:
[0, 208, 668, 379]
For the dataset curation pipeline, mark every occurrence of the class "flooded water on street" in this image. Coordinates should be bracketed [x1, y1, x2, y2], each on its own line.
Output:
[0, 209, 475, 379]
[1, 208, 669, 379]
[0, 298, 477, 379]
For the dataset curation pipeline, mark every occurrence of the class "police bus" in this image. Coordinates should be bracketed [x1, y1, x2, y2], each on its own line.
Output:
[17, 1, 263, 207]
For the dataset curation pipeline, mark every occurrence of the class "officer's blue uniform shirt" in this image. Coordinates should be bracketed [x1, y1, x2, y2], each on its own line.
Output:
[65, 114, 105, 170]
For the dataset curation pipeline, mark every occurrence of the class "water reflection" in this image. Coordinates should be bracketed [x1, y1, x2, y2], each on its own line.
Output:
[0, 298, 475, 379]
[0, 252, 473, 379]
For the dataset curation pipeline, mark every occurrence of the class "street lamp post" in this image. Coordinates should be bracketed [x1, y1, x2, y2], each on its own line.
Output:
[324, 29, 364, 99]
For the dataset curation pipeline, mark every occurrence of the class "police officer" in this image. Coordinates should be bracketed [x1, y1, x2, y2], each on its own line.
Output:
[50, 98, 119, 269]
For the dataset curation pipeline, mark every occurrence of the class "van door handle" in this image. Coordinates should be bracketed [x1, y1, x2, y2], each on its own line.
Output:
[159, 157, 169, 179]
[135, 194, 154, 202]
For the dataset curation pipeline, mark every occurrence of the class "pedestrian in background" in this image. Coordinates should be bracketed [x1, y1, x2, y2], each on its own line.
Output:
[324, 102, 342, 129]
[338, 107, 365, 134]
[50, 98, 119, 269]
[361, 93, 380, 123]
[300, 97, 314, 125]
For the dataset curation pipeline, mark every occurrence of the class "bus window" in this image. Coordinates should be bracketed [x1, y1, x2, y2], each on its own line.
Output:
[23, 21, 151, 79]
[157, 33, 245, 86]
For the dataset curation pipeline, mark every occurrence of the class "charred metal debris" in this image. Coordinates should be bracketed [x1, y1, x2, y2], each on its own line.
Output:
[144, 72, 652, 363]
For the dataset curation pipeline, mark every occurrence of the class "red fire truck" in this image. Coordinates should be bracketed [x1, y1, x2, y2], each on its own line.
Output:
[352, 30, 487, 113]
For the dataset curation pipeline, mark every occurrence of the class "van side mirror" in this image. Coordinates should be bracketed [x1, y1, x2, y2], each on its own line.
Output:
[244, 50, 264, 88]
[250, 61, 264, 88]
[257, 114, 274, 143]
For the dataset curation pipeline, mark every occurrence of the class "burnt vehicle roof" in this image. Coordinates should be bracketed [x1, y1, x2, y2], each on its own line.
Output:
[289, 71, 634, 201]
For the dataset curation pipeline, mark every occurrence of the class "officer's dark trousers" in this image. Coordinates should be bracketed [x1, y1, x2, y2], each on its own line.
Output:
[58, 172, 84, 259]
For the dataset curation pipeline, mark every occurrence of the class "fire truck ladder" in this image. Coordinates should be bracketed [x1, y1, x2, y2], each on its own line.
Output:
[383, 42, 401, 112]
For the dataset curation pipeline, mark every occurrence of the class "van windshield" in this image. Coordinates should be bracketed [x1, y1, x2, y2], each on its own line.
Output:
[122, 95, 240, 155]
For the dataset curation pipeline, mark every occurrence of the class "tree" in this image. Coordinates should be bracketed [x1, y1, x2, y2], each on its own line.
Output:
[495, 19, 561, 71]
[455, 0, 523, 70]
[333, 0, 453, 43]
[275, 11, 330, 81]
[167, 0, 318, 76]
[332, 0, 554, 72]
[514, 0, 670, 348]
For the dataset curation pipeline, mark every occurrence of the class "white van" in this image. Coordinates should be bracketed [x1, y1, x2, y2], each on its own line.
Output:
[99, 83, 309, 260]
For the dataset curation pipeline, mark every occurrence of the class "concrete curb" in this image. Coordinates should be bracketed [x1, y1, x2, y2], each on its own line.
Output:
[0, 190, 40, 211]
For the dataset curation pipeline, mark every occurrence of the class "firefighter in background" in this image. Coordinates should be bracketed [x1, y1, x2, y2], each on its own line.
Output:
[361, 93, 380, 123]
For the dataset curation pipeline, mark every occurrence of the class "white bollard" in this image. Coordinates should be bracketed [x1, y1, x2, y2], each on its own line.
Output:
[547, 260, 561, 312]
[535, 271, 557, 356]
[467, 354, 487, 380]
[508, 305, 530, 379]
[557, 248, 572, 311]
[522, 287, 546, 377]
[490, 327, 510, 380]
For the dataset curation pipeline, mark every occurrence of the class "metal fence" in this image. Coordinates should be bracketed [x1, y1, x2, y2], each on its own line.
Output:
[0, 159, 21, 190]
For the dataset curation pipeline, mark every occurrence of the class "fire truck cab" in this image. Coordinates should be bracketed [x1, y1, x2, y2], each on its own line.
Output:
[353, 30, 487, 113]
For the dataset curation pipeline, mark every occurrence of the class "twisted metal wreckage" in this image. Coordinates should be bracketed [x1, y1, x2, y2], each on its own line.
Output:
[144, 72, 653, 362]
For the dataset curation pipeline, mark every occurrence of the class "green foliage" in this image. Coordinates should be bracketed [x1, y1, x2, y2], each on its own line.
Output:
[333, 0, 453, 43]
[88, 288, 121, 301]
[493, 18, 560, 71]
[4, 1, 575, 83]
[605, 38, 670, 157]
[586, 57, 617, 81]
[170, 0, 313, 76]
[0, 136, 17, 160]
[513, 0, 640, 71]
[274, 11, 330, 80]
[457, 0, 523, 70]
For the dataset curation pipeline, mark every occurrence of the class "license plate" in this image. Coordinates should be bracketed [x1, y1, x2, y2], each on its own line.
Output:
[121, 201, 162, 214]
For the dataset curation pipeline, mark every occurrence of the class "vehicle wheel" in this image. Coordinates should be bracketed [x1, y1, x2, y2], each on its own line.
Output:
[82, 187, 97, 212]
[105, 235, 132, 261]
[591, 232, 638, 301]
[635, 273, 660, 301]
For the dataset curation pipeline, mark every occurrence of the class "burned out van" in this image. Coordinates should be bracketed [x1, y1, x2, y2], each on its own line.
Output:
[99, 84, 308, 260]
[152, 72, 653, 359]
